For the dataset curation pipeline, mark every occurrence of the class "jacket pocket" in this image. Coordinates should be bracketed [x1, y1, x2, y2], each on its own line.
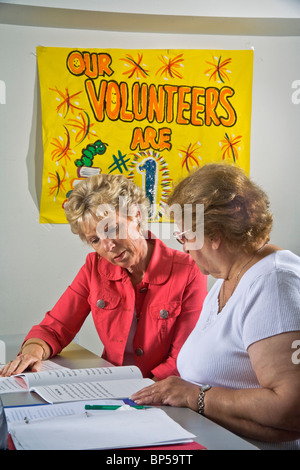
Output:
[88, 289, 124, 346]
[89, 289, 121, 312]
[149, 302, 181, 338]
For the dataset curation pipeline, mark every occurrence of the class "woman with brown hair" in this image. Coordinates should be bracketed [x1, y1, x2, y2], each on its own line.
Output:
[132, 163, 300, 450]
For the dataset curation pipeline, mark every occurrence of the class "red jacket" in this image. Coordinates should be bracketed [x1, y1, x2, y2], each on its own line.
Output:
[25, 234, 207, 379]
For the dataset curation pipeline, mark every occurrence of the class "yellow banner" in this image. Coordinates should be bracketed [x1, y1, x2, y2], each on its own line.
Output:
[37, 47, 253, 223]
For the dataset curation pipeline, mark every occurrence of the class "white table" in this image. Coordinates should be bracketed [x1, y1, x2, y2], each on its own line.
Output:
[0, 334, 258, 450]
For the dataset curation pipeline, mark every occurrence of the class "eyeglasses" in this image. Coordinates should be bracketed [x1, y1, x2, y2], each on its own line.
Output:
[173, 229, 191, 245]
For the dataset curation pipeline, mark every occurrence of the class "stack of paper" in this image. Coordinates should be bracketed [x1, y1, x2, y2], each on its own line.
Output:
[9, 407, 196, 450]
[3, 362, 196, 450]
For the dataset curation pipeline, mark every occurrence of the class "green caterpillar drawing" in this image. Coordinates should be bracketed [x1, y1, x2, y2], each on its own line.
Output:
[75, 140, 108, 167]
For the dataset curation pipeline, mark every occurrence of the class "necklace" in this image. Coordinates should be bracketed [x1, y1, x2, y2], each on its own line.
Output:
[219, 243, 267, 311]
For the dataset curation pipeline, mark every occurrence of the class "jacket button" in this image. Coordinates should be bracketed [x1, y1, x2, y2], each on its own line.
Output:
[97, 299, 105, 308]
[159, 309, 169, 319]
[135, 348, 143, 356]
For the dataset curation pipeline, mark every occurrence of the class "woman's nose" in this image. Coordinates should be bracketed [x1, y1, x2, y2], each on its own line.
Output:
[102, 238, 116, 251]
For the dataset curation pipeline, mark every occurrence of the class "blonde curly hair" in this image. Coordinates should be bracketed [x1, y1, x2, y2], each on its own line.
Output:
[168, 164, 273, 254]
[64, 173, 150, 241]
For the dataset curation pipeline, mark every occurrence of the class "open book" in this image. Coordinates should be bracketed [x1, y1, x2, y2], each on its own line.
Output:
[0, 363, 153, 404]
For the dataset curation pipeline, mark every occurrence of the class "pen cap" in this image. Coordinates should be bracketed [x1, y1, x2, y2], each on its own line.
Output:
[0, 397, 8, 450]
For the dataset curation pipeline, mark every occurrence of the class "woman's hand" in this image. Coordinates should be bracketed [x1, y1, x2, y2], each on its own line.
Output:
[131, 376, 200, 411]
[0, 340, 50, 377]
[0, 354, 42, 377]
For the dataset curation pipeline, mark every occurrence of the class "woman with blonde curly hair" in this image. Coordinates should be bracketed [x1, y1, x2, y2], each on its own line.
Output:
[132, 164, 300, 449]
[1, 174, 207, 381]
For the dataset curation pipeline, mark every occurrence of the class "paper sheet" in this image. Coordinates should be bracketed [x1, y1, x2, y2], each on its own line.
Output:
[20, 365, 142, 388]
[9, 407, 195, 450]
[0, 360, 69, 394]
[32, 378, 153, 403]
[5, 400, 124, 426]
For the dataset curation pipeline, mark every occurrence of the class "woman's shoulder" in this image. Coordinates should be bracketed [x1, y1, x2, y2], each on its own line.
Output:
[273, 249, 300, 274]
[173, 247, 197, 265]
[244, 249, 300, 293]
[255, 249, 300, 278]
[84, 250, 99, 265]
[152, 234, 195, 265]
[83, 251, 104, 273]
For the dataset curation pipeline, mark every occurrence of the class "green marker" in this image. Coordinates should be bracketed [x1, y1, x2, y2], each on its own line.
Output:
[84, 404, 149, 410]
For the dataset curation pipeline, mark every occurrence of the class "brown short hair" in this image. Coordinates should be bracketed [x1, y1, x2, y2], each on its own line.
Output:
[168, 164, 273, 253]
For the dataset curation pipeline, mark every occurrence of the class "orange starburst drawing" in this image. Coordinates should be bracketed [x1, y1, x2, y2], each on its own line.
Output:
[205, 56, 232, 83]
[121, 54, 149, 79]
[178, 142, 202, 172]
[50, 126, 73, 165]
[220, 133, 242, 162]
[49, 86, 83, 117]
[156, 54, 184, 80]
[48, 166, 68, 199]
[67, 111, 97, 144]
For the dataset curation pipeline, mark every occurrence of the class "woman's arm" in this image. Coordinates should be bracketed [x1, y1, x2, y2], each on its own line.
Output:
[0, 256, 95, 377]
[203, 331, 300, 442]
[132, 331, 300, 443]
[0, 338, 51, 376]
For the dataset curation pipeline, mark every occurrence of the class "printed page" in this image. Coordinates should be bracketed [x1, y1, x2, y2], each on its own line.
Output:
[0, 364, 142, 393]
[0, 376, 27, 393]
[32, 377, 154, 403]
[0, 360, 69, 394]
[5, 400, 125, 426]
[24, 365, 142, 389]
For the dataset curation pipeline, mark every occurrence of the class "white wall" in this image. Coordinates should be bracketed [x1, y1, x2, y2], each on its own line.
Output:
[3, 0, 300, 18]
[0, 2, 299, 355]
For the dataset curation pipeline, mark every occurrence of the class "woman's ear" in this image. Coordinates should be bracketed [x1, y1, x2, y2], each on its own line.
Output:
[136, 209, 142, 224]
[210, 232, 222, 250]
[129, 203, 142, 224]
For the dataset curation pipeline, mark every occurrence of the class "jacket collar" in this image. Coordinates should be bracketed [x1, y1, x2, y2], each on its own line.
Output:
[97, 231, 173, 284]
